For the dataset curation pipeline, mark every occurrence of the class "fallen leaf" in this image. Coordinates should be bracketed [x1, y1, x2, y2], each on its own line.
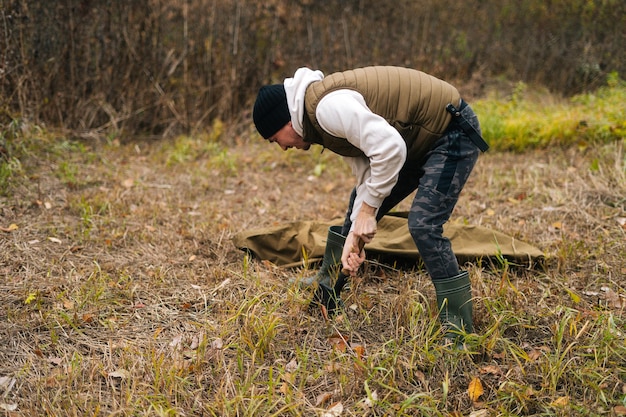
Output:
[0, 223, 18, 232]
[322, 402, 343, 417]
[279, 382, 289, 395]
[82, 313, 95, 323]
[470, 410, 489, 417]
[211, 338, 223, 350]
[413, 369, 427, 386]
[48, 357, 63, 366]
[528, 348, 543, 361]
[357, 390, 378, 409]
[320, 304, 330, 321]
[328, 331, 349, 352]
[122, 178, 134, 188]
[603, 287, 623, 309]
[468, 377, 484, 402]
[0, 376, 16, 392]
[69, 245, 82, 252]
[359, 294, 374, 309]
[316, 392, 333, 407]
[48, 237, 62, 244]
[189, 333, 203, 350]
[551, 396, 569, 407]
[479, 365, 502, 375]
[352, 344, 365, 360]
[285, 358, 298, 373]
[169, 334, 183, 349]
[614, 405, 626, 415]
[334, 312, 345, 324]
[0, 403, 18, 412]
[108, 369, 130, 379]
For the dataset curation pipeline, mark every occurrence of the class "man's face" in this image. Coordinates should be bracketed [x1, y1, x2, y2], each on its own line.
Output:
[268, 122, 311, 151]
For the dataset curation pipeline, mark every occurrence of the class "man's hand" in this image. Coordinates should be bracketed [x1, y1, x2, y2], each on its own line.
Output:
[341, 232, 366, 276]
[340, 202, 377, 276]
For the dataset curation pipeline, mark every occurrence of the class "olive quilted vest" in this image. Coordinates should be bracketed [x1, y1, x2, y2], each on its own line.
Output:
[303, 66, 461, 162]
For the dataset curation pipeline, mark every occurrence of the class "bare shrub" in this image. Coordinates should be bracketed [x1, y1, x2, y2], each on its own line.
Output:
[1, 0, 623, 137]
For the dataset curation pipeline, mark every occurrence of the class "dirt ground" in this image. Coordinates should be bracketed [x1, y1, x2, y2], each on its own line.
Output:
[0, 133, 625, 415]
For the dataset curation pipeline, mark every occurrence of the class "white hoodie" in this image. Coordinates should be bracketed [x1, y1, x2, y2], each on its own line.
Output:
[284, 67, 407, 229]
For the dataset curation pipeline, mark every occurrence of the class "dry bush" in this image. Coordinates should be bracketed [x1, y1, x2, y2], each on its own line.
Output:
[1, 0, 624, 137]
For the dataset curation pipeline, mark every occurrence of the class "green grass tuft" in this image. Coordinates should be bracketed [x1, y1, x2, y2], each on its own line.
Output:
[474, 75, 626, 151]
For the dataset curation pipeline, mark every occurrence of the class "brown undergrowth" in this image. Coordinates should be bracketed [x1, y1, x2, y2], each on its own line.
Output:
[0, 130, 625, 416]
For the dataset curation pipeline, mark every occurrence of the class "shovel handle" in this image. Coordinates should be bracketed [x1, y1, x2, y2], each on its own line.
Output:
[341, 237, 365, 275]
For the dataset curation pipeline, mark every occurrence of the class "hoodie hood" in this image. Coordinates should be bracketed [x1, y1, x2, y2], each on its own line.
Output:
[283, 67, 324, 136]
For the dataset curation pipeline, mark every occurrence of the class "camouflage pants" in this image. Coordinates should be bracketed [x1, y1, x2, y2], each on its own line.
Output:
[342, 102, 482, 280]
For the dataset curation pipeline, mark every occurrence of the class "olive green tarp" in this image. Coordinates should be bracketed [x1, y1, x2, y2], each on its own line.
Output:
[232, 213, 544, 269]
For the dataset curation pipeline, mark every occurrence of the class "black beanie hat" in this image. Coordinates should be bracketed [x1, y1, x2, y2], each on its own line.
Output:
[253, 84, 290, 139]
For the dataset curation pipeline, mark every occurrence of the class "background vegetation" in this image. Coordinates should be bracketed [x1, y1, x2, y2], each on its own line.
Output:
[1, 0, 624, 137]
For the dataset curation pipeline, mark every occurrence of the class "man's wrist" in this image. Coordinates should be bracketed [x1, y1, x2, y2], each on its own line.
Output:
[360, 202, 377, 215]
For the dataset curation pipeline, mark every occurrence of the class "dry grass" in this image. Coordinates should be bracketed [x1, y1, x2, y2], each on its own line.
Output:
[1, 127, 625, 416]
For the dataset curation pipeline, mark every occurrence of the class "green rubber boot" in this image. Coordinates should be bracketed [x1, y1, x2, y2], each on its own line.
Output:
[296, 226, 345, 289]
[432, 271, 474, 343]
[298, 226, 349, 315]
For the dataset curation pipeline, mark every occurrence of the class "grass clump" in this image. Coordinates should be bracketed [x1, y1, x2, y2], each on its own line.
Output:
[475, 73, 626, 151]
